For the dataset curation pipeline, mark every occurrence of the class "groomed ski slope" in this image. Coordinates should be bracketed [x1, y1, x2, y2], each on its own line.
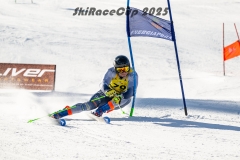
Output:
[0, 0, 240, 159]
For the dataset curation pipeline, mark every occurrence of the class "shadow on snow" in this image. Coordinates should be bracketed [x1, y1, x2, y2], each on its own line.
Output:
[111, 116, 240, 131]
[135, 98, 240, 114]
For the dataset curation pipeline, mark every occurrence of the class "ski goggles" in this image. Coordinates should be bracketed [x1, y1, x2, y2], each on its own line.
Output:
[115, 66, 130, 73]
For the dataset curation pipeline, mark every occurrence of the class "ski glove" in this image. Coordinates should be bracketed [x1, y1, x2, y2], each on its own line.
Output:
[105, 89, 117, 98]
[112, 94, 122, 105]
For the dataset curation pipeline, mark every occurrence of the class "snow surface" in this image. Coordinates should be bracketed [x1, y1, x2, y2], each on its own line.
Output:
[1, 0, 240, 159]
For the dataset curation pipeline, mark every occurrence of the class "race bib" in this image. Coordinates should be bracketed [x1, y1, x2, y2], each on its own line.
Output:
[109, 74, 128, 93]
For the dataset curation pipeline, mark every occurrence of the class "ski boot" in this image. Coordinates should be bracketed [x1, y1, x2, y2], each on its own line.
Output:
[92, 101, 114, 117]
[51, 106, 72, 119]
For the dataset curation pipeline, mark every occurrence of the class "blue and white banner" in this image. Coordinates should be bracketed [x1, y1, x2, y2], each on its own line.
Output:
[128, 7, 173, 41]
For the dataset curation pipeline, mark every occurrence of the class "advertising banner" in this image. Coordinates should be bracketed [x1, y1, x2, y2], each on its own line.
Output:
[0, 63, 56, 91]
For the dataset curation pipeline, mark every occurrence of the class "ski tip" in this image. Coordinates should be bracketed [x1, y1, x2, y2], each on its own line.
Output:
[103, 117, 111, 124]
[59, 119, 66, 126]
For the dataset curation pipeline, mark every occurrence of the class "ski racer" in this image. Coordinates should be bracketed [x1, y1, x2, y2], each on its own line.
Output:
[52, 55, 138, 119]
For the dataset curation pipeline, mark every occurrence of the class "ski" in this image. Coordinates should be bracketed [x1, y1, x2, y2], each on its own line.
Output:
[57, 118, 66, 126]
[28, 109, 110, 125]
[46, 113, 66, 126]
[86, 112, 111, 124]
[48, 115, 67, 126]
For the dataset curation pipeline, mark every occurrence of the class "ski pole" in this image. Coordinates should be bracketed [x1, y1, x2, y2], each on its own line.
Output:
[110, 94, 129, 115]
[117, 103, 129, 116]
[27, 115, 49, 123]
[91, 95, 106, 102]
[27, 105, 77, 123]
[28, 95, 107, 123]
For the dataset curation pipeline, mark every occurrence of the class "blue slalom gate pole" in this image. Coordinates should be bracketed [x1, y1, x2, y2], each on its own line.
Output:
[167, 0, 188, 116]
[126, 0, 137, 116]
